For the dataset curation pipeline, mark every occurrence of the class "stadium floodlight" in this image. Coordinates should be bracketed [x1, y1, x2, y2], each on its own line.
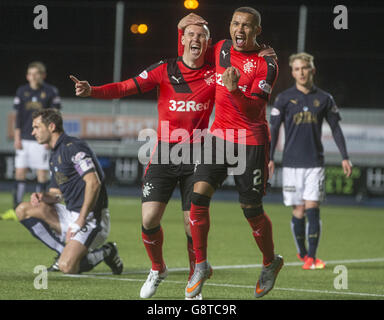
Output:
[130, 24, 148, 34]
[184, 0, 199, 10]
[130, 24, 139, 34]
[138, 24, 148, 34]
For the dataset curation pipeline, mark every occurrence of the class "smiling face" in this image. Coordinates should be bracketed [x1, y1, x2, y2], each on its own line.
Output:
[182, 24, 209, 64]
[230, 11, 261, 51]
[291, 58, 315, 87]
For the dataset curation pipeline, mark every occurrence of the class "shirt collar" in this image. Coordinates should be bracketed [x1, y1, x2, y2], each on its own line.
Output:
[28, 82, 44, 91]
[293, 85, 317, 95]
[52, 133, 67, 151]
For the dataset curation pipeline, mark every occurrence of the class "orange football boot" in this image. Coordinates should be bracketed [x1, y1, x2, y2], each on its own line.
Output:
[302, 257, 315, 270]
[302, 257, 326, 270]
[296, 253, 308, 262]
[314, 258, 326, 269]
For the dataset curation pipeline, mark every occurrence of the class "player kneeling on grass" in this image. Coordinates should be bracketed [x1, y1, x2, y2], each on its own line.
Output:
[15, 109, 123, 275]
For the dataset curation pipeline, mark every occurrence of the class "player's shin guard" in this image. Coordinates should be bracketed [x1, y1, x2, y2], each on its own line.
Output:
[243, 207, 275, 266]
[291, 216, 307, 259]
[189, 192, 211, 264]
[186, 235, 196, 280]
[142, 225, 165, 272]
[305, 208, 321, 259]
[20, 217, 65, 254]
[13, 180, 26, 209]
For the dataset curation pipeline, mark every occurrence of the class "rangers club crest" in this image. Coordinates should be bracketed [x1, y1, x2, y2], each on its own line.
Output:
[243, 58, 257, 74]
[142, 182, 154, 197]
[204, 70, 215, 86]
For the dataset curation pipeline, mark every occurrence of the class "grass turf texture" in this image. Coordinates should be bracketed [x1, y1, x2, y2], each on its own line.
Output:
[0, 192, 383, 300]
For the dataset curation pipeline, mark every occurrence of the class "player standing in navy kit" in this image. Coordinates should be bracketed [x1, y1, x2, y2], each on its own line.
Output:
[178, 8, 283, 299]
[269, 52, 352, 270]
[4, 62, 61, 220]
[15, 109, 123, 275]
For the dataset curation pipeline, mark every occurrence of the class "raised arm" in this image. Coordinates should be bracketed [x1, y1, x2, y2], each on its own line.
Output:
[177, 13, 215, 63]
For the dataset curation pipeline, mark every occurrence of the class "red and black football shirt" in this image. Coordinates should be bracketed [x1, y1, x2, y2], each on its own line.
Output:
[91, 57, 215, 143]
[177, 30, 278, 145]
[210, 40, 278, 145]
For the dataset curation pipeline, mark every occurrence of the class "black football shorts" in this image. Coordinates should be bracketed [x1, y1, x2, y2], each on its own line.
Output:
[141, 141, 200, 211]
[193, 135, 269, 205]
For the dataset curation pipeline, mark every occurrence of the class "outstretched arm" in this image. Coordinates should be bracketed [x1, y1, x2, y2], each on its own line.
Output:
[70, 75, 139, 99]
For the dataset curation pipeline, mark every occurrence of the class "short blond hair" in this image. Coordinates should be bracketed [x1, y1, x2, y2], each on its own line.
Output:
[27, 61, 46, 74]
[289, 52, 315, 69]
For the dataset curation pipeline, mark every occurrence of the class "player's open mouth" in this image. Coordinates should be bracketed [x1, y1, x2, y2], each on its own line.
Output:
[235, 35, 246, 47]
[190, 44, 201, 55]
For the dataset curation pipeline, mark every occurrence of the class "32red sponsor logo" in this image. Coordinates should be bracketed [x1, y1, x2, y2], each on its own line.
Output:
[169, 99, 211, 112]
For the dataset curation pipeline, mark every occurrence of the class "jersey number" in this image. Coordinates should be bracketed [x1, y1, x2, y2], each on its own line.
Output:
[252, 169, 262, 191]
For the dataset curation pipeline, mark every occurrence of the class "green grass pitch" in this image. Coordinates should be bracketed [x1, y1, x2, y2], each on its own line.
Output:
[0, 191, 383, 300]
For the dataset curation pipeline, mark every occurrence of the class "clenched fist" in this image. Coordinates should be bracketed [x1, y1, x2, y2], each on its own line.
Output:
[222, 67, 241, 92]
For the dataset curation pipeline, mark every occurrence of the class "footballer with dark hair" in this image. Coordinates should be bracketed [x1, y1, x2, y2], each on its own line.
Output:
[178, 7, 283, 299]
[15, 109, 123, 276]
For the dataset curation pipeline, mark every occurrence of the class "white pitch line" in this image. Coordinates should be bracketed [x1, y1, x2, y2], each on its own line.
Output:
[63, 274, 384, 298]
[87, 257, 384, 275]
[273, 287, 384, 298]
[63, 257, 384, 299]
[202, 257, 384, 271]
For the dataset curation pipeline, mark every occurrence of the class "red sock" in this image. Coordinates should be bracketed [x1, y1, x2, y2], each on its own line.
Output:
[186, 235, 195, 280]
[247, 212, 275, 266]
[142, 226, 165, 271]
[189, 203, 210, 263]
